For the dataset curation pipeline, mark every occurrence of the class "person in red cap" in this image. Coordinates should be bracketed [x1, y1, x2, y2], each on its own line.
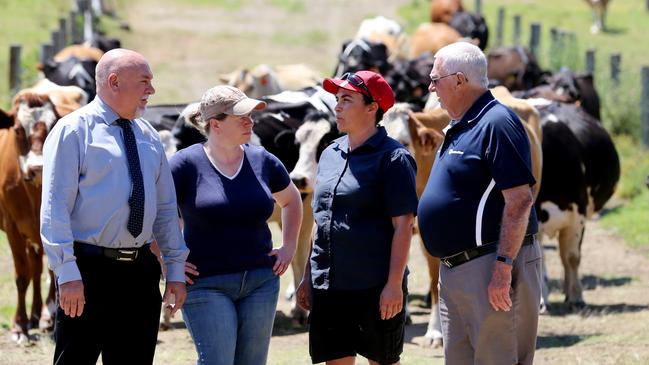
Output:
[296, 71, 418, 365]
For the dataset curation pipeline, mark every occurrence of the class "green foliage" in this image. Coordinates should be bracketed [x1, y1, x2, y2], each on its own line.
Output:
[601, 189, 649, 250]
[612, 135, 649, 200]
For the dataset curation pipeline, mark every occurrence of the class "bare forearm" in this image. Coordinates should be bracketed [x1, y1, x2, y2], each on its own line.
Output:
[387, 215, 414, 286]
[281, 199, 302, 251]
[498, 189, 534, 258]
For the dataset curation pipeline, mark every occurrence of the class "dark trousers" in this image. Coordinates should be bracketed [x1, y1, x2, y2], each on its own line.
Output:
[53, 247, 162, 365]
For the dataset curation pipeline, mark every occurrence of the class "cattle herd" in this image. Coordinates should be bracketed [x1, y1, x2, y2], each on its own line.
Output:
[0, 0, 623, 350]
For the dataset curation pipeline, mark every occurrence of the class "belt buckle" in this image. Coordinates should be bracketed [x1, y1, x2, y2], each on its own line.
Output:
[441, 258, 453, 268]
[116, 249, 138, 261]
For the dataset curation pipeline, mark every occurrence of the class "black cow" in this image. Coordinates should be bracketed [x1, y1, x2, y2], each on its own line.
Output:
[385, 53, 435, 108]
[333, 39, 390, 77]
[41, 57, 97, 101]
[448, 11, 489, 50]
[534, 100, 620, 310]
[514, 70, 601, 120]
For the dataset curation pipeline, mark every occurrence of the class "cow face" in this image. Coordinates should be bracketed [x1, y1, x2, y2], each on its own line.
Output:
[41, 57, 98, 100]
[333, 39, 390, 78]
[289, 111, 338, 192]
[381, 103, 415, 152]
[448, 11, 489, 50]
[13, 93, 59, 184]
[220, 66, 283, 99]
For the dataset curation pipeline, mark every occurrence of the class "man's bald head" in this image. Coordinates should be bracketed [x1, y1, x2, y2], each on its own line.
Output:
[95, 49, 149, 91]
[95, 48, 155, 119]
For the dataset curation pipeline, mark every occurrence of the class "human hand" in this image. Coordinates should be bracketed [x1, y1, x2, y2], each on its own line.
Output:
[296, 278, 311, 311]
[488, 262, 513, 311]
[184, 262, 199, 285]
[59, 280, 85, 318]
[268, 245, 295, 276]
[163, 281, 186, 316]
[379, 282, 403, 320]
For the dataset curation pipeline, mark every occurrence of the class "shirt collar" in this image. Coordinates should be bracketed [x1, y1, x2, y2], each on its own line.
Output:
[459, 90, 496, 125]
[93, 96, 122, 125]
[339, 126, 388, 153]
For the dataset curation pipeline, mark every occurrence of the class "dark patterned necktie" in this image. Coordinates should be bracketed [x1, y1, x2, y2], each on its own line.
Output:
[117, 119, 145, 238]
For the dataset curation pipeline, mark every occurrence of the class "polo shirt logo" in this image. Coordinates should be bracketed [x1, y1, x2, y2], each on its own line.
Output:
[448, 149, 464, 155]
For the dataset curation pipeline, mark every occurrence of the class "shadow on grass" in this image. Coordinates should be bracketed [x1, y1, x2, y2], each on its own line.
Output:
[547, 302, 648, 316]
[272, 311, 308, 337]
[404, 321, 428, 343]
[536, 334, 596, 349]
[546, 274, 633, 293]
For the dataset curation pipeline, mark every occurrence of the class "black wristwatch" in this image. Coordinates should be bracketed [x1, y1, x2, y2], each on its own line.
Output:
[496, 255, 514, 266]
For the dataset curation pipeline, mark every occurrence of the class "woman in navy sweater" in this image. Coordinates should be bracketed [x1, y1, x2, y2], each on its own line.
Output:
[169, 85, 302, 365]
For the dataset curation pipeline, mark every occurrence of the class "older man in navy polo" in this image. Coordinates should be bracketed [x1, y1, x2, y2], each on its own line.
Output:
[418, 42, 542, 365]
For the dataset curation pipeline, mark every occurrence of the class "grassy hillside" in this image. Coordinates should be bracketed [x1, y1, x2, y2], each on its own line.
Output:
[0, 0, 74, 109]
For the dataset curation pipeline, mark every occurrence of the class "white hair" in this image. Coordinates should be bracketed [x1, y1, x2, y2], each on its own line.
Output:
[435, 41, 488, 89]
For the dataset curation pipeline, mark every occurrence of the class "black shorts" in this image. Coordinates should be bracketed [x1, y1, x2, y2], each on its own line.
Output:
[308, 282, 408, 365]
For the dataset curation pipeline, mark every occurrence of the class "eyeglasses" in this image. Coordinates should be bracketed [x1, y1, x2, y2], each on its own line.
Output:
[430, 72, 460, 86]
[341, 72, 373, 99]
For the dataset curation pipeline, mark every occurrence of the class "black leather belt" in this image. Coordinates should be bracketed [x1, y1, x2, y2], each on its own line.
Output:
[74, 241, 151, 262]
[441, 234, 536, 269]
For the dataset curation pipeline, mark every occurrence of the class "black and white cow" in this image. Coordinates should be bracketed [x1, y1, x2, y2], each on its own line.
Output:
[448, 11, 490, 50]
[333, 39, 390, 78]
[530, 99, 620, 309]
[41, 57, 97, 101]
[514, 70, 601, 121]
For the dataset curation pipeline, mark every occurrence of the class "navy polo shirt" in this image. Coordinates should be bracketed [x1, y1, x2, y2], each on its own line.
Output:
[169, 143, 290, 277]
[418, 91, 538, 258]
[310, 127, 418, 290]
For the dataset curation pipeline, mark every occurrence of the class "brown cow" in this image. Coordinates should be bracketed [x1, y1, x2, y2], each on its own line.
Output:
[431, 0, 464, 23]
[487, 46, 547, 91]
[0, 94, 60, 344]
[53, 44, 104, 62]
[409, 23, 463, 59]
[219, 64, 322, 99]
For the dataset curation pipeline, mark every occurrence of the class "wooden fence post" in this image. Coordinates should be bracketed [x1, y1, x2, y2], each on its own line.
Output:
[610, 53, 621, 86]
[585, 49, 596, 74]
[496, 7, 505, 47]
[9, 45, 22, 96]
[40, 44, 54, 64]
[642, 66, 649, 148]
[529, 23, 541, 59]
[513, 15, 521, 46]
[51, 30, 63, 53]
[70, 11, 82, 44]
[59, 18, 68, 46]
[475, 0, 482, 15]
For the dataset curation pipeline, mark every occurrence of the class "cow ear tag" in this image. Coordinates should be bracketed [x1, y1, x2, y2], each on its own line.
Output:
[260, 75, 268, 86]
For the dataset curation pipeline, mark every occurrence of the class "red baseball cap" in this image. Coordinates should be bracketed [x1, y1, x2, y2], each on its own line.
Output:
[323, 70, 395, 113]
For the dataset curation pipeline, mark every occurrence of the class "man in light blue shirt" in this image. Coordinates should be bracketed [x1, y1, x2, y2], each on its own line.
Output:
[40, 48, 188, 365]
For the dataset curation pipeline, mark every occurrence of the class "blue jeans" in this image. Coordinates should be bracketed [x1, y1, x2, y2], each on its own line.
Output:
[182, 267, 280, 365]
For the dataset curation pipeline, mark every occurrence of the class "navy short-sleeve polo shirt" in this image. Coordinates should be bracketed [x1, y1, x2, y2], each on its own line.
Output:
[418, 91, 538, 258]
[310, 127, 418, 290]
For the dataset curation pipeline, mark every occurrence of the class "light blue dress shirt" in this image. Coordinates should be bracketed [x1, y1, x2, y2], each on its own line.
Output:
[40, 97, 188, 285]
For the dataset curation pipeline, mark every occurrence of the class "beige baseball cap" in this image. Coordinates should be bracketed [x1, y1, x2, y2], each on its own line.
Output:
[199, 85, 266, 121]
